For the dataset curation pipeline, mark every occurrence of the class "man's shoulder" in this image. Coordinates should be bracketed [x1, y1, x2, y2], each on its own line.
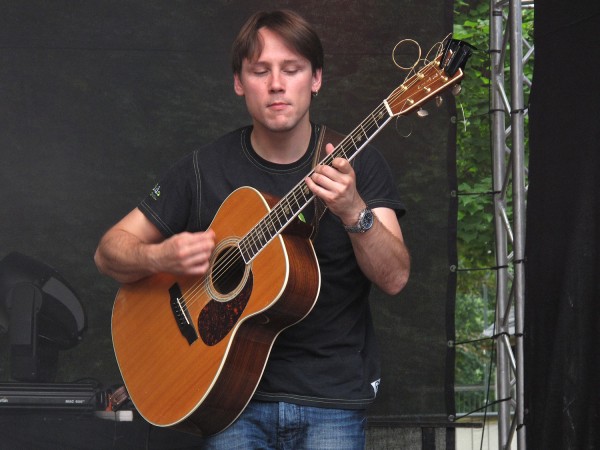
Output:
[185, 126, 253, 175]
[199, 126, 251, 152]
[162, 127, 247, 174]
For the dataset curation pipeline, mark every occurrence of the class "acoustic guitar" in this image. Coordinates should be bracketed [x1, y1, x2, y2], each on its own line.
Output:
[111, 37, 472, 436]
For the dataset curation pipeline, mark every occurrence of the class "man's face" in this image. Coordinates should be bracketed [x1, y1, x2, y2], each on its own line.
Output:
[234, 27, 322, 134]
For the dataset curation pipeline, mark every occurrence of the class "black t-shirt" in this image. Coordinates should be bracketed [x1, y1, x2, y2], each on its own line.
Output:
[139, 124, 405, 409]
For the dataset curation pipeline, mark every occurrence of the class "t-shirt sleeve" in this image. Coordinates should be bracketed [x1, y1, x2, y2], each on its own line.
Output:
[137, 152, 200, 237]
[354, 145, 406, 218]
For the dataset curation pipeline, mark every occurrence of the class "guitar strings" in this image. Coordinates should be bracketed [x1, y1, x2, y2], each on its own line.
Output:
[180, 61, 445, 312]
[176, 58, 445, 312]
[174, 55, 447, 314]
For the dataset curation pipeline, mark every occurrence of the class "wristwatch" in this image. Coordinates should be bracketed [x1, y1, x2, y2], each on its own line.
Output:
[344, 208, 375, 233]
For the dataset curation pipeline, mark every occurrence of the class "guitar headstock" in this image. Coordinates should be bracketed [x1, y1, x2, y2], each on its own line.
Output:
[386, 37, 473, 117]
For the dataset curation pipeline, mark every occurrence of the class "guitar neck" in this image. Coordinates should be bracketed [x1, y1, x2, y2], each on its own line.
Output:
[238, 103, 393, 264]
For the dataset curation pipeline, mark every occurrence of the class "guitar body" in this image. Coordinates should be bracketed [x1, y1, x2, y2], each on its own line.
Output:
[111, 186, 321, 436]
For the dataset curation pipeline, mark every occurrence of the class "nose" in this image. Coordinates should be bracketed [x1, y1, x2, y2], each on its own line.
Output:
[269, 70, 284, 92]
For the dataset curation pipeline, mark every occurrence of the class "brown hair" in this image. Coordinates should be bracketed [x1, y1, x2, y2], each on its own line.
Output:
[231, 10, 324, 75]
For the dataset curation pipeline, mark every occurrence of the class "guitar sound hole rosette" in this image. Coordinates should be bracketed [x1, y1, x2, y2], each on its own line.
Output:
[207, 238, 251, 302]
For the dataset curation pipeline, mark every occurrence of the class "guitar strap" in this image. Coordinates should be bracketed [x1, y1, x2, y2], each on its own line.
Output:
[310, 125, 345, 241]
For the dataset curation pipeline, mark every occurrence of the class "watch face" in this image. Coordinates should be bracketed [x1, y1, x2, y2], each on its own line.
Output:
[360, 209, 374, 231]
[344, 208, 374, 233]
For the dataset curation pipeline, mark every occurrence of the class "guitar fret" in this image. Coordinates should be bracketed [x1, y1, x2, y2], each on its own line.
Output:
[366, 115, 378, 131]
[374, 107, 389, 128]
[282, 198, 293, 221]
[266, 215, 277, 235]
[353, 128, 364, 145]
[290, 189, 302, 211]
[349, 134, 359, 152]
[359, 123, 369, 142]
[256, 223, 268, 247]
[271, 209, 284, 229]
[338, 142, 350, 160]
[300, 182, 312, 202]
[249, 235, 260, 255]
[239, 240, 250, 263]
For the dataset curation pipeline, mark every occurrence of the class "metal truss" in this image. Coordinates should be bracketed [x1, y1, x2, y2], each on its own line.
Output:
[489, 0, 534, 449]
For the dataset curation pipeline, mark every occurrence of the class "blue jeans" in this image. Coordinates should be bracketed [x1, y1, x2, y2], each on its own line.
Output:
[201, 400, 366, 449]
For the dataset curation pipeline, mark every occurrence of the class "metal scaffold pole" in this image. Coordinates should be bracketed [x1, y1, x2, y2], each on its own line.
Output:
[489, 0, 533, 448]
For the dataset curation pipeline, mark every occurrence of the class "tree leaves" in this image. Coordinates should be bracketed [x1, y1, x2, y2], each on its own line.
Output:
[452, 0, 533, 394]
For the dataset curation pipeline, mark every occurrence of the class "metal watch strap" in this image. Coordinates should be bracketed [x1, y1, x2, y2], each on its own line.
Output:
[344, 208, 373, 233]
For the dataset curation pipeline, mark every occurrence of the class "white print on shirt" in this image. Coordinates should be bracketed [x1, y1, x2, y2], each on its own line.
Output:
[371, 379, 381, 396]
[150, 184, 161, 200]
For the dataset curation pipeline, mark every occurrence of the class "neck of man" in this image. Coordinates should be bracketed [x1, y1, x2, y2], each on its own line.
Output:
[250, 119, 312, 164]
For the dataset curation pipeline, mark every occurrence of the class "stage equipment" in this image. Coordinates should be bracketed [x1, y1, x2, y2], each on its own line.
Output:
[0, 382, 100, 411]
[0, 252, 86, 381]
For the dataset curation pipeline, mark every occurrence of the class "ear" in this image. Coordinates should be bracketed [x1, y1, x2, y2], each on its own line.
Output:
[233, 73, 245, 97]
[311, 68, 322, 94]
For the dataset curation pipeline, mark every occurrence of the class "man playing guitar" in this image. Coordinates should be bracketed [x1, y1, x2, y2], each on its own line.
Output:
[95, 9, 410, 448]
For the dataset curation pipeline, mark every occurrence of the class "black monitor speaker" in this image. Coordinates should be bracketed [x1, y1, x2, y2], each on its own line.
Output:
[0, 252, 86, 381]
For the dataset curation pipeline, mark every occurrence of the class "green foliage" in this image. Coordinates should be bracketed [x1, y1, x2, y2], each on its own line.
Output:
[454, 2, 496, 282]
[454, 290, 490, 381]
[452, 0, 534, 408]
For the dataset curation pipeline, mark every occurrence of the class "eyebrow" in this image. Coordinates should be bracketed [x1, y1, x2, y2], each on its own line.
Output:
[247, 58, 307, 68]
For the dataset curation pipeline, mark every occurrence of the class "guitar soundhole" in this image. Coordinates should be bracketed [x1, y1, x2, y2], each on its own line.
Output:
[212, 246, 246, 296]
[199, 243, 253, 346]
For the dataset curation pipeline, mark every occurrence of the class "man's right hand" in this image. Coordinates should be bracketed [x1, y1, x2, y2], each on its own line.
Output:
[150, 230, 216, 277]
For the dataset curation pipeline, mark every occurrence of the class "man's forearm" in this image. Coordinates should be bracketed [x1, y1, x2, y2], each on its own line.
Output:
[349, 215, 410, 295]
[94, 230, 157, 284]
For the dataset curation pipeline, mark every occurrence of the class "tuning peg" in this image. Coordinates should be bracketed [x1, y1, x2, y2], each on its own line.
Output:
[435, 96, 443, 107]
[452, 84, 462, 96]
[417, 108, 429, 118]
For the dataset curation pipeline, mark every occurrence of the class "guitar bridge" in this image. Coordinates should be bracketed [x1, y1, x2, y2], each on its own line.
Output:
[169, 283, 198, 345]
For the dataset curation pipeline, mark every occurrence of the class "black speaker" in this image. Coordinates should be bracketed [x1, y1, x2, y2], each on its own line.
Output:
[0, 252, 86, 381]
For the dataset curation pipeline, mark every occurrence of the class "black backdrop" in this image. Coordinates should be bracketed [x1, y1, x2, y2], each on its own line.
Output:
[0, 1, 456, 447]
[525, 2, 600, 449]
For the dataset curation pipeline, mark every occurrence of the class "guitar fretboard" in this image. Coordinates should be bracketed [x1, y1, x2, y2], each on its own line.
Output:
[238, 102, 393, 264]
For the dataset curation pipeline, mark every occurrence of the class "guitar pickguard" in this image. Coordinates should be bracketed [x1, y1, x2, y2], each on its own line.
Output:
[198, 272, 254, 346]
